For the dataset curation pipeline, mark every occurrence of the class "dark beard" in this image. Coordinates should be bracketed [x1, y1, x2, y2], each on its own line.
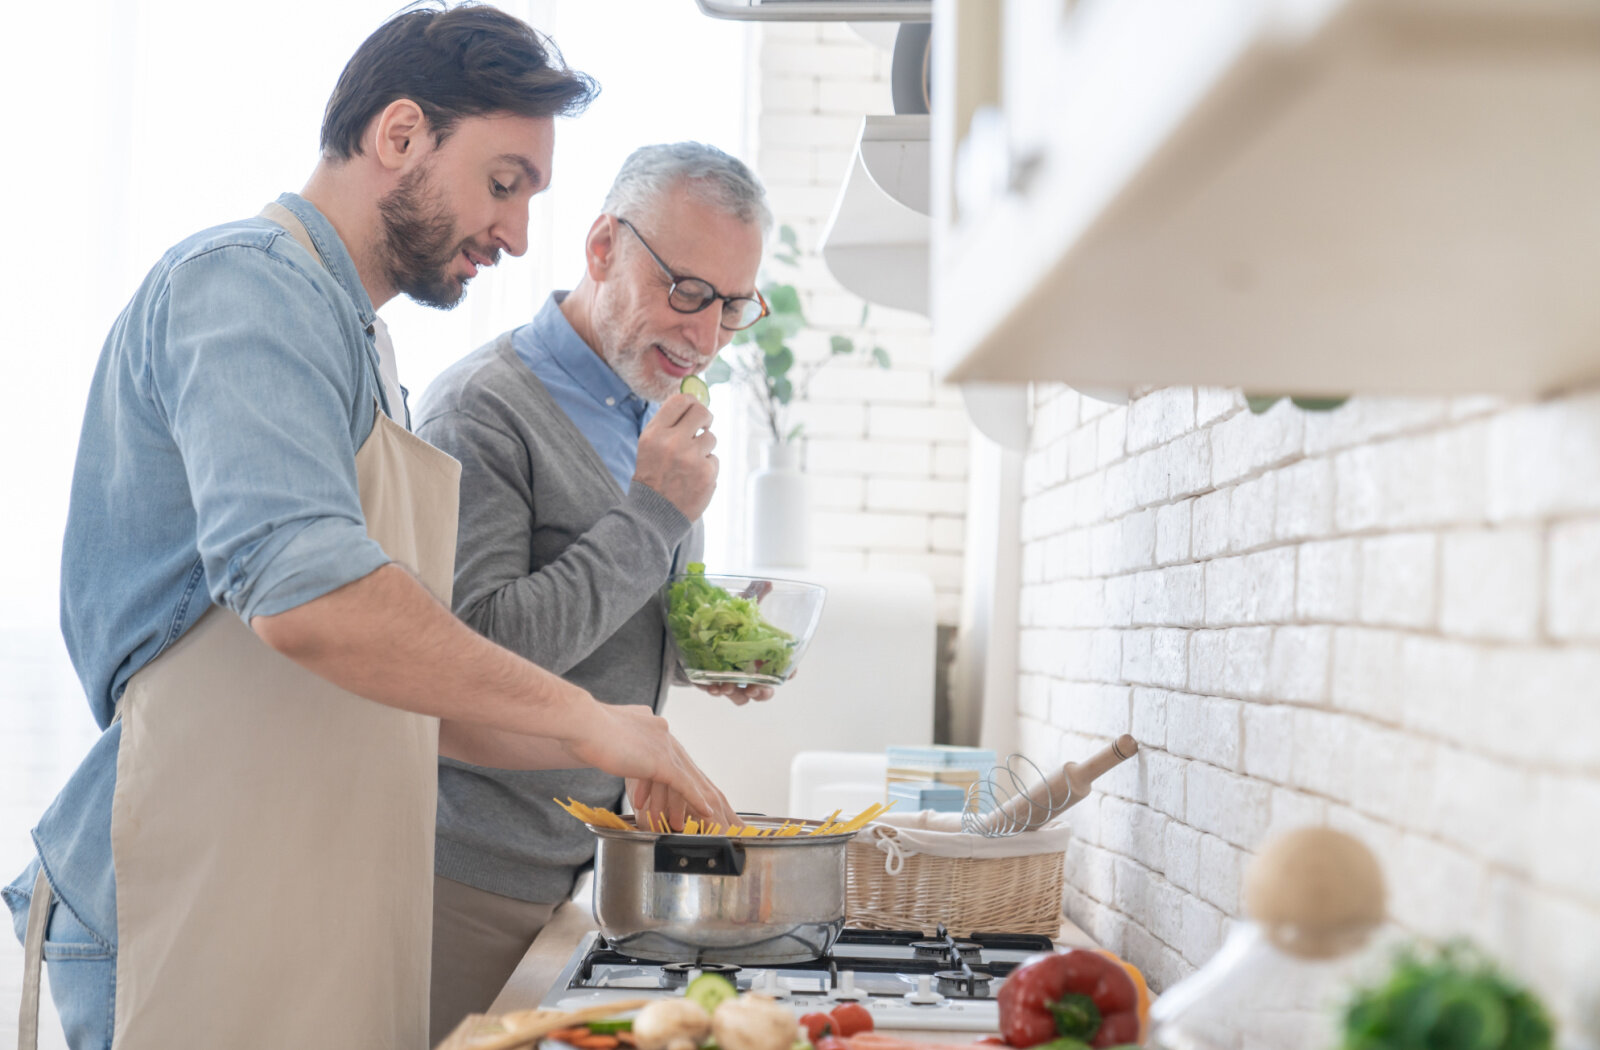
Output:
[377, 164, 466, 310]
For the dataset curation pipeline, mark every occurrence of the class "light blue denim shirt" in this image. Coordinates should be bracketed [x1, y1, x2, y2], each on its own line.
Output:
[5, 192, 398, 954]
[513, 293, 656, 491]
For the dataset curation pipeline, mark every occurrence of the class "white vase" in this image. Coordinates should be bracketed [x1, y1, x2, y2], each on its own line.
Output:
[746, 440, 809, 569]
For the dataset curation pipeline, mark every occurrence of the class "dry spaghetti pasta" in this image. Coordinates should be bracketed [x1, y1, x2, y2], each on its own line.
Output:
[553, 797, 894, 837]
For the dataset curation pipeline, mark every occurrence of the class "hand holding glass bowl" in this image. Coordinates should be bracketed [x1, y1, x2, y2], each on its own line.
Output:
[662, 564, 826, 688]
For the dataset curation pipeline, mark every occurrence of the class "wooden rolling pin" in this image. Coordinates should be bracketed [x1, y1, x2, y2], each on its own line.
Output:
[980, 735, 1139, 834]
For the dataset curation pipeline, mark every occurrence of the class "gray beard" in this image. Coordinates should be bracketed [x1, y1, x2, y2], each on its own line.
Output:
[593, 316, 676, 402]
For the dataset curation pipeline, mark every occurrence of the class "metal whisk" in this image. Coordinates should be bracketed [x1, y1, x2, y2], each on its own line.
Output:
[960, 735, 1139, 838]
[960, 754, 1071, 837]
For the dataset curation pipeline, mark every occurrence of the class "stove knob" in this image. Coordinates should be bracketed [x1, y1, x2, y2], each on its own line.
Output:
[828, 971, 867, 1001]
[903, 974, 944, 1006]
[753, 970, 790, 999]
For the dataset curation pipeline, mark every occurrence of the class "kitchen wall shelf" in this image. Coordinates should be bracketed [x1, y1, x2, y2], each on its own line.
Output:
[930, 0, 1600, 395]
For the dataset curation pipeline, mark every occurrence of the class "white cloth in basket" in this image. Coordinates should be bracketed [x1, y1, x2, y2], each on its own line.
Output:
[853, 810, 1074, 874]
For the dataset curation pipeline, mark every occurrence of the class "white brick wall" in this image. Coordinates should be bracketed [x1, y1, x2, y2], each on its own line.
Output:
[1023, 387, 1600, 1040]
[752, 27, 967, 625]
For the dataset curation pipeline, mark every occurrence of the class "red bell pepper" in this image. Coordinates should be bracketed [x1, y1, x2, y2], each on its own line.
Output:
[996, 949, 1142, 1049]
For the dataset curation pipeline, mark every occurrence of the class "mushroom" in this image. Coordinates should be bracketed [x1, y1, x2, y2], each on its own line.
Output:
[711, 995, 798, 1050]
[631, 998, 713, 1050]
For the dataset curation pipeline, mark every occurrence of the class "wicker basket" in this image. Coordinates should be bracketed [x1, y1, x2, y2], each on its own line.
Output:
[845, 811, 1071, 937]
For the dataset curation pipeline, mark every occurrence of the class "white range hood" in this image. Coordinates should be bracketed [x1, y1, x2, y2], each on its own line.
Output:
[818, 115, 931, 316]
[820, 114, 1036, 452]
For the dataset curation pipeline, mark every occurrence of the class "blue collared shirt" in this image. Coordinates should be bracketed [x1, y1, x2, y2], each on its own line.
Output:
[5, 193, 398, 951]
[513, 294, 656, 492]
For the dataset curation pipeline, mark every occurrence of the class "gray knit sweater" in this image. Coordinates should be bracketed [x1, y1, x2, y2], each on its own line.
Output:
[414, 332, 702, 903]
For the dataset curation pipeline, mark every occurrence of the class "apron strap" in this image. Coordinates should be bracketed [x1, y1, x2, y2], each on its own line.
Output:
[17, 865, 52, 1050]
[258, 201, 404, 424]
[258, 201, 324, 266]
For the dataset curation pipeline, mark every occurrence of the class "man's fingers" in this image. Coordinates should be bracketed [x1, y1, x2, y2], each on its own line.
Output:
[672, 756, 734, 827]
[600, 706, 735, 828]
[643, 783, 669, 831]
[700, 779, 736, 826]
[679, 399, 713, 433]
[650, 392, 697, 429]
[653, 392, 713, 432]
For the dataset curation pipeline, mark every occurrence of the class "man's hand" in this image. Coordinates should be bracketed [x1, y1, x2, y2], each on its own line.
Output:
[696, 682, 775, 706]
[567, 702, 736, 827]
[628, 781, 702, 832]
[634, 393, 718, 520]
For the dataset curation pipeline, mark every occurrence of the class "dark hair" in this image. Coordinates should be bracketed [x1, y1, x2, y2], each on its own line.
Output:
[320, 1, 598, 161]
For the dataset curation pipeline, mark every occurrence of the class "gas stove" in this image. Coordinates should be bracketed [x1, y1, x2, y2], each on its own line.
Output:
[538, 926, 1055, 1032]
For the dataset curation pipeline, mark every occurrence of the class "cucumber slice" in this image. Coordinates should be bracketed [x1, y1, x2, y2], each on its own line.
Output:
[685, 972, 738, 1013]
[680, 374, 711, 407]
[584, 1020, 634, 1034]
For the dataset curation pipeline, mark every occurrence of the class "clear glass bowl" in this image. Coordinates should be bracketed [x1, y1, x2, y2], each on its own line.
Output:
[661, 572, 827, 687]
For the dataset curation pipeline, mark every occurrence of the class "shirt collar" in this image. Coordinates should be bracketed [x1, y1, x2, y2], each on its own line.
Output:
[527, 293, 651, 420]
[271, 191, 377, 330]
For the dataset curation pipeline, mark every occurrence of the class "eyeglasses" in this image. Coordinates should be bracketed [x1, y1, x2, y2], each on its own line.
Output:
[616, 217, 769, 331]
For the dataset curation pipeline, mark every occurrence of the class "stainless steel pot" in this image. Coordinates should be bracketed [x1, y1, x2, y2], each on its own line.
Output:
[590, 817, 851, 965]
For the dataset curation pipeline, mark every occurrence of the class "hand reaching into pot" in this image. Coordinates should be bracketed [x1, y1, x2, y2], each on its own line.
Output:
[629, 779, 698, 832]
[561, 702, 734, 829]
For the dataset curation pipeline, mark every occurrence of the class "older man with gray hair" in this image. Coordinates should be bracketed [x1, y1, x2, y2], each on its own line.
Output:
[415, 141, 776, 1041]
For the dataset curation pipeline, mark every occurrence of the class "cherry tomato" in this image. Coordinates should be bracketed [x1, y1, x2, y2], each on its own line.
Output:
[800, 1013, 835, 1043]
[829, 1002, 875, 1037]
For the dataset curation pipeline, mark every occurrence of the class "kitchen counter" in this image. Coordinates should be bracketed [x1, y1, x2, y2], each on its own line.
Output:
[487, 876, 1101, 1044]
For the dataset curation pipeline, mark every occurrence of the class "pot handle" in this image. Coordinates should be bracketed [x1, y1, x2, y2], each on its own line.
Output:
[654, 836, 747, 877]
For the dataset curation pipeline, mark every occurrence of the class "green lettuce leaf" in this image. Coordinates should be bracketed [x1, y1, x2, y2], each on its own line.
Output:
[667, 564, 796, 677]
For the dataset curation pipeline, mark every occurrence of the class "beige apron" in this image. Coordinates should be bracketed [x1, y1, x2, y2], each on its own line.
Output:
[18, 202, 459, 1050]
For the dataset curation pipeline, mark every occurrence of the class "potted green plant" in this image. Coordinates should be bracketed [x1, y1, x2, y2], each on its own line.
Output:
[704, 224, 889, 444]
[1340, 940, 1555, 1050]
[1246, 394, 1350, 414]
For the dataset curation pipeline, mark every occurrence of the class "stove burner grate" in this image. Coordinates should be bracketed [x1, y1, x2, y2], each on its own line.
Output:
[910, 940, 981, 961]
[573, 925, 1055, 991]
[934, 968, 993, 998]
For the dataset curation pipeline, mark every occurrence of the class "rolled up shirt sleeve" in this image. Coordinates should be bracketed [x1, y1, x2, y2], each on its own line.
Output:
[153, 244, 392, 622]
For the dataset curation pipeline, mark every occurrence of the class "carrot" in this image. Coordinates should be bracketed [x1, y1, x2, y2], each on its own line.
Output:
[570, 1035, 621, 1049]
[546, 1028, 591, 1042]
[843, 1033, 954, 1050]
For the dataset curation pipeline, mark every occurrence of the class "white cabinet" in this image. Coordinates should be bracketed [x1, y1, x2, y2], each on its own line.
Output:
[930, 0, 1600, 395]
